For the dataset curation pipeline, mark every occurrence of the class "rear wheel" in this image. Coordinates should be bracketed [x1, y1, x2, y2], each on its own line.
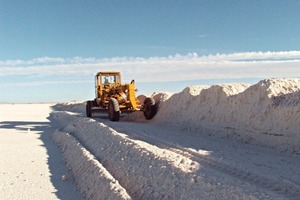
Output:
[86, 101, 93, 117]
[143, 97, 157, 120]
[108, 98, 120, 121]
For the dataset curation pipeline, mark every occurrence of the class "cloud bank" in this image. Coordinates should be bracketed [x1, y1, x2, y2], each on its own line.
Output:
[1, 51, 300, 83]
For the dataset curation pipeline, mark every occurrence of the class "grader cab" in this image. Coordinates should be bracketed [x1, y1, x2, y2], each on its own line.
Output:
[86, 71, 157, 121]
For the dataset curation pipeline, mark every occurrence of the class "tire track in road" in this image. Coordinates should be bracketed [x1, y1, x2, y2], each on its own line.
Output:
[109, 123, 300, 200]
[169, 146, 300, 200]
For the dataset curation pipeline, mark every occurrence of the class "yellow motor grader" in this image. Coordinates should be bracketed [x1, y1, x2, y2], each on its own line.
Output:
[86, 71, 157, 121]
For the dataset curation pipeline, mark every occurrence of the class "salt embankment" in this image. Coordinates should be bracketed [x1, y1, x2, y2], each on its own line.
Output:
[150, 78, 300, 153]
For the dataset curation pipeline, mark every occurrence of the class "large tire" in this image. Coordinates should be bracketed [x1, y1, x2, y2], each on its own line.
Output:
[108, 98, 120, 121]
[86, 101, 93, 118]
[143, 97, 157, 120]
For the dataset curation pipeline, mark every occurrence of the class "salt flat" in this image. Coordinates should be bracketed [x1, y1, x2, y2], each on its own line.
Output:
[0, 104, 81, 200]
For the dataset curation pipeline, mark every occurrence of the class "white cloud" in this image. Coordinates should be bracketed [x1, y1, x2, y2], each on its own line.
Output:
[199, 34, 209, 38]
[0, 57, 65, 66]
[1, 51, 300, 83]
[0, 79, 92, 87]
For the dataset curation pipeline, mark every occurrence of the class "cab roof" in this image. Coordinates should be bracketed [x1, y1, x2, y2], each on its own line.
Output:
[95, 71, 121, 77]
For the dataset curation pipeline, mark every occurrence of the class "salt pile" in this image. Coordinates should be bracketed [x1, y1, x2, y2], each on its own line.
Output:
[52, 130, 132, 200]
[150, 78, 300, 152]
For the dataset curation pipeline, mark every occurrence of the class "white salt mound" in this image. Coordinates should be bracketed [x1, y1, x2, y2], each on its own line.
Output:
[151, 78, 300, 153]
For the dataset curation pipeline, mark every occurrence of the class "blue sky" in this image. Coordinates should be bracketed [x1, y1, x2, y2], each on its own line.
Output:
[1, 0, 300, 103]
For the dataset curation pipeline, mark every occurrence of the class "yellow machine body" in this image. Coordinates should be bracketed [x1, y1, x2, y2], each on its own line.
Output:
[94, 71, 141, 112]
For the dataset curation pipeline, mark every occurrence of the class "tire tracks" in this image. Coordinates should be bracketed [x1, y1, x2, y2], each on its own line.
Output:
[115, 125, 300, 200]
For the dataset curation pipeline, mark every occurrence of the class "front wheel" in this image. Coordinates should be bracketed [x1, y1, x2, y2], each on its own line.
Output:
[143, 97, 157, 120]
[108, 98, 120, 121]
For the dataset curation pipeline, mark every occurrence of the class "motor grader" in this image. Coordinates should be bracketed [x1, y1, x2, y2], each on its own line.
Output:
[86, 71, 157, 121]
